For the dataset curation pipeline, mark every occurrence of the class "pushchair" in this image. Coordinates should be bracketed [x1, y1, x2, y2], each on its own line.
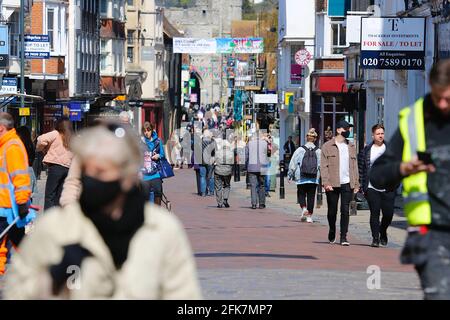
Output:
[161, 191, 172, 211]
[149, 189, 172, 212]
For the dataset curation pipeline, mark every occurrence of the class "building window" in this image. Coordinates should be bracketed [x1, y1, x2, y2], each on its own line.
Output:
[376, 96, 384, 125]
[127, 30, 134, 45]
[127, 47, 134, 63]
[47, 8, 55, 51]
[127, 0, 134, 6]
[331, 19, 346, 54]
[100, 0, 107, 15]
[9, 12, 19, 57]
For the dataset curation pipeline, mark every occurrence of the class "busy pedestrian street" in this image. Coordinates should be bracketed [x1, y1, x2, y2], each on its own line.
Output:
[159, 168, 422, 299]
[1, 0, 450, 305]
[0, 167, 422, 299]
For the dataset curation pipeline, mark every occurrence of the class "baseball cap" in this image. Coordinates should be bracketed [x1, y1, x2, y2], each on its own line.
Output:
[336, 119, 354, 129]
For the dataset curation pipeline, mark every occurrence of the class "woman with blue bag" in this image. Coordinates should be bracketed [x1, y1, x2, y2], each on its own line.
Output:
[140, 122, 165, 206]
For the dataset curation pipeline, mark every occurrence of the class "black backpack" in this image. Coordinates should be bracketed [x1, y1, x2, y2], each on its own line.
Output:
[300, 145, 319, 177]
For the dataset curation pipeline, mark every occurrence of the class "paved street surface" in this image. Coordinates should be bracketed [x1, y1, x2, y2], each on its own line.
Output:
[0, 169, 422, 300]
[164, 169, 422, 300]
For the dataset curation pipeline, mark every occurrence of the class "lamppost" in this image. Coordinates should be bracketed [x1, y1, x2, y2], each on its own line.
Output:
[20, 0, 25, 109]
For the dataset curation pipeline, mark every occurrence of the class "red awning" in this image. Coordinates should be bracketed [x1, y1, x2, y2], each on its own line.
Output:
[312, 75, 347, 93]
[143, 101, 163, 108]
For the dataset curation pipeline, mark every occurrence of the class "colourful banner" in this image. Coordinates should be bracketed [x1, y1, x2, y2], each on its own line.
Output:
[174, 38, 264, 54]
[216, 38, 264, 54]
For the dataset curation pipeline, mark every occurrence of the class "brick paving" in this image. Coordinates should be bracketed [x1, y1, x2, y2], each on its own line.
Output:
[164, 168, 422, 299]
[0, 168, 422, 300]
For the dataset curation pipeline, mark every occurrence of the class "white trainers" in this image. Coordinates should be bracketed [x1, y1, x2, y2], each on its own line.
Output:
[300, 207, 308, 222]
[306, 216, 313, 223]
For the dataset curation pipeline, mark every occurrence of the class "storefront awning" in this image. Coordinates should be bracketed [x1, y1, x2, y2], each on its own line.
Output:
[312, 75, 348, 93]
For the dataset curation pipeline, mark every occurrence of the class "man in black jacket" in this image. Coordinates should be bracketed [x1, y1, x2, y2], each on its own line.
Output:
[370, 59, 450, 300]
[358, 124, 395, 248]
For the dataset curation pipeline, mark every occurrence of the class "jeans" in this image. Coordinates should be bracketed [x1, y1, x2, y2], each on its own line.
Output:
[248, 172, 266, 206]
[44, 164, 69, 210]
[366, 189, 395, 240]
[206, 165, 215, 195]
[297, 183, 317, 214]
[215, 174, 231, 205]
[195, 169, 201, 195]
[265, 174, 271, 193]
[326, 183, 353, 238]
[199, 166, 211, 196]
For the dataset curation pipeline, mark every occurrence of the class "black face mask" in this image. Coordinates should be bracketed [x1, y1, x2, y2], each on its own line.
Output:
[340, 130, 350, 139]
[80, 174, 122, 215]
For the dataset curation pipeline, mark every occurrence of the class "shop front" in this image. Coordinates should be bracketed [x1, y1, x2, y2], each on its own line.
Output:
[142, 100, 164, 139]
[310, 74, 354, 146]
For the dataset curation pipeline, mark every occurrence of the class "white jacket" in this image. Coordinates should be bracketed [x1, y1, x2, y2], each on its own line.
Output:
[4, 203, 202, 300]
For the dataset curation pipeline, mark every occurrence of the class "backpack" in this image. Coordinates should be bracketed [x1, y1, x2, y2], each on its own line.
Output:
[300, 145, 319, 177]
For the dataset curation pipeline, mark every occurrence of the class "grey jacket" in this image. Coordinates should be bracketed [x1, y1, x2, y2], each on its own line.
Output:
[245, 138, 270, 174]
[214, 138, 233, 176]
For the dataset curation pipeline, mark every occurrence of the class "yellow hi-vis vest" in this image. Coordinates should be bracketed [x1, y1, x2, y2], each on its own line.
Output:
[399, 98, 432, 226]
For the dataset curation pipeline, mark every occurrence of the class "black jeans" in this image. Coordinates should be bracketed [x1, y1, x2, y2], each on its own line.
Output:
[142, 178, 163, 199]
[297, 183, 317, 214]
[366, 189, 395, 240]
[326, 183, 353, 237]
[44, 164, 69, 210]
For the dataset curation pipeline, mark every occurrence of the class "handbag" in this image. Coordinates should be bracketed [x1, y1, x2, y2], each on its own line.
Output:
[158, 142, 174, 179]
[159, 158, 175, 179]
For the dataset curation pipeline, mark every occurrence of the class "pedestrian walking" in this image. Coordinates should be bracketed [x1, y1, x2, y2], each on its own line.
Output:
[4, 124, 201, 299]
[37, 117, 74, 210]
[370, 59, 450, 300]
[0, 113, 34, 275]
[358, 124, 396, 248]
[246, 131, 270, 209]
[140, 122, 164, 205]
[288, 128, 321, 223]
[321, 120, 360, 246]
[199, 129, 215, 197]
[214, 131, 234, 208]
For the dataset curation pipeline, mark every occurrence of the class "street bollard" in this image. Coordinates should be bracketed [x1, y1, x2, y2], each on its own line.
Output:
[279, 160, 285, 199]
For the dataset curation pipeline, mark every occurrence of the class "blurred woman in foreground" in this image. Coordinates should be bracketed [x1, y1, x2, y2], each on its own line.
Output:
[4, 124, 201, 299]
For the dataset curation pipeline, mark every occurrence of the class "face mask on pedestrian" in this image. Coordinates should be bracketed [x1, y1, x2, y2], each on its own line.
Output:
[340, 130, 350, 139]
[80, 174, 123, 215]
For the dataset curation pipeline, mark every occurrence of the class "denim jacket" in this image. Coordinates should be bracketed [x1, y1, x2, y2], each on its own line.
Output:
[287, 142, 321, 185]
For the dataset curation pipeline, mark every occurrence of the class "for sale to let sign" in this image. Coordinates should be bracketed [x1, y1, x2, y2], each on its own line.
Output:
[361, 17, 426, 70]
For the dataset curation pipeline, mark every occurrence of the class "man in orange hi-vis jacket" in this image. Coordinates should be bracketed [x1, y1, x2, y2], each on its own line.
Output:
[0, 112, 32, 275]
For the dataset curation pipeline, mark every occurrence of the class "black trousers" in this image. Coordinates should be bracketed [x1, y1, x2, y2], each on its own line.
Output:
[401, 230, 450, 300]
[0, 217, 25, 247]
[326, 183, 353, 237]
[44, 164, 69, 210]
[366, 189, 395, 240]
[297, 183, 317, 214]
[142, 178, 163, 199]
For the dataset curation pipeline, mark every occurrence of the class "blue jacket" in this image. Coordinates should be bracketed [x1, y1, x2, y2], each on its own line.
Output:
[142, 132, 165, 181]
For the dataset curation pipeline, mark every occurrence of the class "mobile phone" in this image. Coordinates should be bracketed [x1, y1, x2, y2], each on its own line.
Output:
[417, 151, 434, 165]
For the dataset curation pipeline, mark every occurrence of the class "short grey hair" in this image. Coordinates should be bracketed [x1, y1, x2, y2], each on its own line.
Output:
[0, 112, 14, 130]
[71, 125, 142, 178]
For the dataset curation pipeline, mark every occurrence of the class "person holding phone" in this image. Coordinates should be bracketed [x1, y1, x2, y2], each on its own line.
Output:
[370, 59, 450, 300]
